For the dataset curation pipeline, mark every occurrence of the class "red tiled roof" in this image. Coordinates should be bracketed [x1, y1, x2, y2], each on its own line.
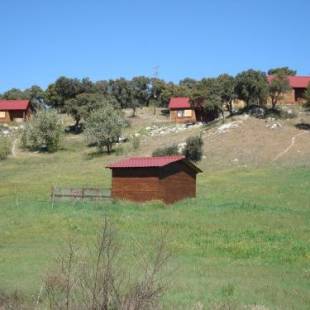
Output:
[168, 97, 191, 109]
[107, 156, 185, 168]
[106, 156, 202, 172]
[0, 100, 30, 111]
[268, 76, 310, 88]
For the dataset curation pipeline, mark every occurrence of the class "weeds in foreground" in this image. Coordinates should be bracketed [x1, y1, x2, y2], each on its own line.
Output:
[42, 218, 170, 309]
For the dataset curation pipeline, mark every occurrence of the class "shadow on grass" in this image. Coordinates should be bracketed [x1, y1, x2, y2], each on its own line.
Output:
[85, 149, 113, 160]
[160, 108, 169, 116]
[295, 123, 310, 131]
[64, 124, 84, 135]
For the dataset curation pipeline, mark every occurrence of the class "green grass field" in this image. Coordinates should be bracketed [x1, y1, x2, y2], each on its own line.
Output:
[0, 137, 310, 309]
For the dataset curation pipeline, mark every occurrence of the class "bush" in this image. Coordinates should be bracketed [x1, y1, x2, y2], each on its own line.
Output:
[43, 219, 169, 310]
[132, 135, 140, 150]
[183, 136, 203, 161]
[84, 104, 126, 153]
[304, 83, 310, 109]
[0, 135, 11, 160]
[152, 144, 179, 156]
[21, 110, 63, 152]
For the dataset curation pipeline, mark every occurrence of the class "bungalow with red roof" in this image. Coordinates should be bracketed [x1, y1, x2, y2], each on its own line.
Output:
[168, 97, 197, 123]
[0, 100, 31, 123]
[268, 75, 310, 104]
[106, 156, 202, 204]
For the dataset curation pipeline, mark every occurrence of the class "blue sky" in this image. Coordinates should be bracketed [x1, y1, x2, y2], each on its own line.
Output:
[1, 0, 310, 92]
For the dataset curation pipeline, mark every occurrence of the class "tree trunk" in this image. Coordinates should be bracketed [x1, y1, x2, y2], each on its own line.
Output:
[272, 98, 277, 110]
[132, 107, 136, 117]
[221, 109, 225, 123]
[228, 100, 233, 116]
[74, 118, 80, 131]
[106, 144, 111, 154]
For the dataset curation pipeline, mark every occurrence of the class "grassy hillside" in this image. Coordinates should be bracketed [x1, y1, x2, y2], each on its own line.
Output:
[0, 108, 310, 308]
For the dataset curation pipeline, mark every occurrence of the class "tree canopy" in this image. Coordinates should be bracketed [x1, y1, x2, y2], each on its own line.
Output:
[21, 110, 63, 152]
[304, 83, 310, 109]
[84, 104, 126, 153]
[268, 67, 296, 76]
[269, 74, 291, 109]
[0, 66, 300, 120]
[64, 93, 118, 129]
[235, 70, 269, 107]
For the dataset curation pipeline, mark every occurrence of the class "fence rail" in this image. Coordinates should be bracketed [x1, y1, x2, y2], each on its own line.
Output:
[51, 187, 111, 203]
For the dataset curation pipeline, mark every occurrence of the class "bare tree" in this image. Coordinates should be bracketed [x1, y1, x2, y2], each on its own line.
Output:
[42, 218, 170, 310]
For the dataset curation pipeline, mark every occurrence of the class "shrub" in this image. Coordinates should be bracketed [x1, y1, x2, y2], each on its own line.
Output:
[132, 135, 140, 150]
[21, 110, 63, 152]
[0, 135, 11, 160]
[304, 83, 310, 109]
[84, 104, 126, 153]
[43, 219, 170, 310]
[152, 144, 179, 156]
[183, 135, 203, 161]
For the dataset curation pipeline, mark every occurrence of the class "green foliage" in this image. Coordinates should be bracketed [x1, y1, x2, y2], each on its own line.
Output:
[64, 93, 118, 128]
[304, 83, 310, 109]
[217, 74, 236, 114]
[0, 85, 46, 112]
[183, 135, 203, 161]
[131, 135, 140, 150]
[152, 144, 179, 156]
[269, 74, 291, 108]
[21, 110, 63, 152]
[0, 135, 11, 160]
[130, 76, 151, 115]
[235, 69, 269, 106]
[149, 78, 169, 107]
[179, 78, 198, 90]
[150, 79, 190, 108]
[108, 78, 133, 109]
[1, 88, 28, 100]
[46, 76, 94, 110]
[0, 67, 300, 115]
[268, 67, 296, 76]
[84, 104, 126, 153]
[187, 75, 236, 119]
[195, 78, 223, 119]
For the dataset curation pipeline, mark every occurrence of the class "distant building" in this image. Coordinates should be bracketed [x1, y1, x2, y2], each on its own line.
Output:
[168, 97, 197, 123]
[0, 100, 31, 123]
[168, 97, 217, 123]
[106, 156, 202, 204]
[268, 75, 310, 104]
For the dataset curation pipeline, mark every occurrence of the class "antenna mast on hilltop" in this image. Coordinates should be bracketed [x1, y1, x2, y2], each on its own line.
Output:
[152, 65, 159, 79]
[152, 66, 160, 115]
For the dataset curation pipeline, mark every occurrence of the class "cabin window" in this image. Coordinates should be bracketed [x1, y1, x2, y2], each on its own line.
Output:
[177, 110, 184, 118]
[0, 111, 5, 118]
[184, 109, 192, 117]
[177, 109, 192, 118]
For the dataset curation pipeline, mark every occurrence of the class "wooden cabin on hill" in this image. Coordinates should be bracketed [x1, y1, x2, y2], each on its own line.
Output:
[0, 100, 31, 123]
[267, 75, 310, 104]
[106, 156, 202, 204]
[168, 97, 196, 123]
[168, 97, 210, 123]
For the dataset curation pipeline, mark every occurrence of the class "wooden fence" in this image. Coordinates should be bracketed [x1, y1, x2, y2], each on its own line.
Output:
[51, 187, 111, 203]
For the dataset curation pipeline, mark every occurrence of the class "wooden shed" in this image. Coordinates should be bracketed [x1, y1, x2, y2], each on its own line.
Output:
[106, 156, 202, 204]
[168, 97, 197, 123]
[0, 100, 31, 123]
